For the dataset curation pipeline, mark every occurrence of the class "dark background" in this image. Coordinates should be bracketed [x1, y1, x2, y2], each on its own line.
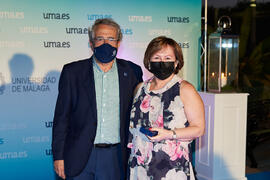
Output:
[202, 0, 270, 174]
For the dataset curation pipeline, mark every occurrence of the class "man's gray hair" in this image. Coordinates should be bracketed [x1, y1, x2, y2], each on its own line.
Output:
[88, 18, 123, 44]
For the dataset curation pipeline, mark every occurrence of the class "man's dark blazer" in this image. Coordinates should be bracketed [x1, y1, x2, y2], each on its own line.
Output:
[52, 57, 143, 177]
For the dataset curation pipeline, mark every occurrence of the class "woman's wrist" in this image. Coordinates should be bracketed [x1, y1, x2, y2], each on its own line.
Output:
[171, 129, 177, 139]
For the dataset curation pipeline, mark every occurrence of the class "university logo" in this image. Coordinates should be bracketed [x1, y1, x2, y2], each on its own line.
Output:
[167, 16, 190, 23]
[43, 41, 70, 48]
[45, 121, 53, 128]
[178, 42, 190, 48]
[128, 16, 152, 22]
[148, 29, 171, 36]
[0, 138, 4, 145]
[43, 13, 70, 20]
[87, 14, 112, 21]
[0, 41, 24, 48]
[20, 26, 48, 34]
[121, 28, 133, 35]
[0, 11, 24, 19]
[0, 73, 6, 95]
[45, 149, 52, 156]
[66, 27, 88, 34]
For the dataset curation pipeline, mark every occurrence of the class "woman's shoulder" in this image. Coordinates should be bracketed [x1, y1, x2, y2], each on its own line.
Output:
[179, 80, 203, 107]
[133, 77, 155, 96]
[133, 82, 145, 97]
[179, 80, 198, 96]
[180, 80, 194, 89]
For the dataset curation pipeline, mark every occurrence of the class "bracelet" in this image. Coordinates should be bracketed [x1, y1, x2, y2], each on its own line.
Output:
[172, 129, 177, 139]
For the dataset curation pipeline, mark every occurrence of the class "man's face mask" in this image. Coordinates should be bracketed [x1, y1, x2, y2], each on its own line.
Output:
[94, 43, 117, 63]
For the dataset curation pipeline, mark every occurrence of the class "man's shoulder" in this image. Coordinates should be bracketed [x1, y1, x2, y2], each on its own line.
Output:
[64, 58, 90, 68]
[62, 58, 91, 72]
[116, 58, 141, 69]
[117, 58, 143, 82]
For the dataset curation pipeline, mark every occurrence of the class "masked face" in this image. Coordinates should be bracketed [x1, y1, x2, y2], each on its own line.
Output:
[91, 24, 120, 63]
[149, 61, 175, 80]
[94, 43, 117, 63]
[149, 45, 177, 80]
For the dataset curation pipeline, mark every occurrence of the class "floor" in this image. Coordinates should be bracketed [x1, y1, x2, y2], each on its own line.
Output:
[246, 139, 270, 179]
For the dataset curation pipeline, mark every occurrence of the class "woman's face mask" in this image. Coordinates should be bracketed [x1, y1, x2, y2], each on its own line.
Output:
[149, 45, 177, 80]
[149, 62, 175, 80]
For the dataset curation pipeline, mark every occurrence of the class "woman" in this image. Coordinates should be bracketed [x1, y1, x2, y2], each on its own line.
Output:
[127, 36, 205, 180]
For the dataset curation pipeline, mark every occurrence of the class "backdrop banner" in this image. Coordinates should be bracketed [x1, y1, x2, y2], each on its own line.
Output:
[0, 0, 201, 179]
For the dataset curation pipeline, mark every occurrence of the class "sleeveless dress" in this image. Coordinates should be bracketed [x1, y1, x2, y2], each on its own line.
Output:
[128, 75, 195, 180]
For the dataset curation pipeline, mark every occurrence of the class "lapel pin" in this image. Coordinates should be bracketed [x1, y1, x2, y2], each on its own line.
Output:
[124, 72, 127, 77]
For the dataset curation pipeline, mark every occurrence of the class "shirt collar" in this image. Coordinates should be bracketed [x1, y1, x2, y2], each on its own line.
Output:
[93, 56, 117, 73]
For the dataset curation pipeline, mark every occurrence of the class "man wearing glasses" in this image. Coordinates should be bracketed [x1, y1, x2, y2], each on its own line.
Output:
[52, 18, 143, 180]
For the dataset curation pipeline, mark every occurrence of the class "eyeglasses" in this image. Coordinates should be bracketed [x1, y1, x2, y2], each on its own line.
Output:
[94, 37, 119, 45]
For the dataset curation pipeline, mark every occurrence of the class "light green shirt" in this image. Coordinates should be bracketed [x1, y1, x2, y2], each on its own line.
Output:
[93, 58, 120, 144]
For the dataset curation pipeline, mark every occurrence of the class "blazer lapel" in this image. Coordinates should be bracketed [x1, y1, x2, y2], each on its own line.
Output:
[117, 59, 129, 138]
[83, 57, 97, 120]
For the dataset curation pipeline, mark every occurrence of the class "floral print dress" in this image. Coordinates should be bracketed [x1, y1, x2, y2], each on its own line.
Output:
[128, 75, 195, 180]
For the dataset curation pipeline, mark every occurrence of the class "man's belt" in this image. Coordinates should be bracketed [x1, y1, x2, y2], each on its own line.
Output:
[94, 143, 120, 148]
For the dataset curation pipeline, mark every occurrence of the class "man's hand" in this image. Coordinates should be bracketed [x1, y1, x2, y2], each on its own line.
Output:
[54, 160, 66, 179]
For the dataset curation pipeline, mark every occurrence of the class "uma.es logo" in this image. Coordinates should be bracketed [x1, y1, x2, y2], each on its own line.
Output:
[0, 138, 4, 145]
[43, 41, 70, 48]
[43, 13, 70, 20]
[178, 42, 190, 48]
[87, 14, 112, 21]
[45, 149, 52, 156]
[0, 72, 6, 95]
[167, 16, 190, 23]
[45, 121, 53, 128]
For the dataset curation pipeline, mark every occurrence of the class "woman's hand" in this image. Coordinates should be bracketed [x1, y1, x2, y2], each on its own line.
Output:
[147, 127, 172, 142]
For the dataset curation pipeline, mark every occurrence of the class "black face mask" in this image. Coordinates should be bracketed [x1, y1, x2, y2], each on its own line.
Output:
[149, 62, 175, 80]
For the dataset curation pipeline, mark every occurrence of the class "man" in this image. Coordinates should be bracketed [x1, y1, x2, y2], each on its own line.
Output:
[52, 18, 143, 180]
